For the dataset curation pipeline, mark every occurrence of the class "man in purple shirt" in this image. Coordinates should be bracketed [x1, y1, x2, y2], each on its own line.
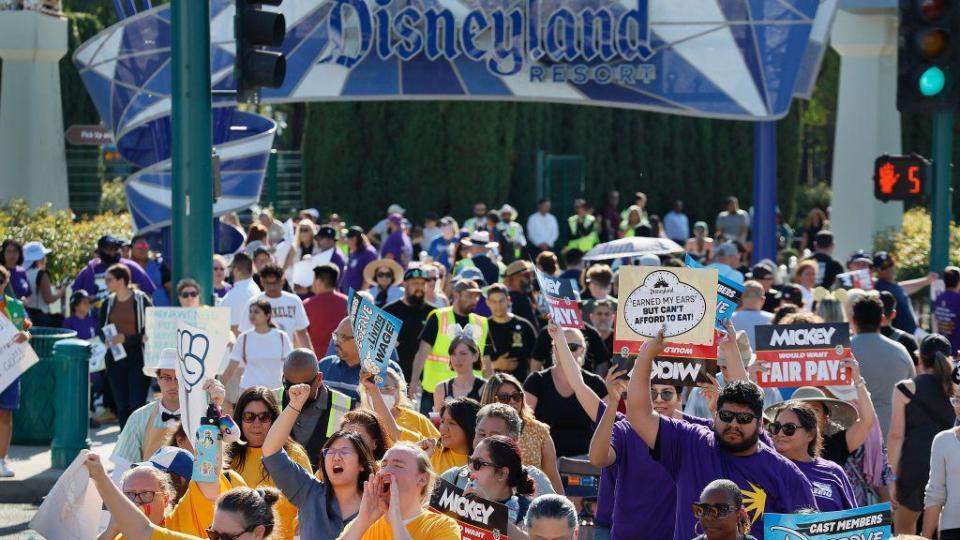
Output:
[627, 334, 816, 540]
[72, 235, 156, 303]
[934, 266, 960, 354]
[379, 213, 412, 269]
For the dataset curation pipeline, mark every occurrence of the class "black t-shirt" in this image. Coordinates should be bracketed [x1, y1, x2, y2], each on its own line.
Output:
[418, 310, 496, 363]
[806, 252, 844, 289]
[384, 299, 437, 382]
[487, 315, 538, 382]
[881, 325, 919, 363]
[762, 288, 782, 313]
[531, 323, 611, 374]
[509, 290, 540, 332]
[523, 367, 608, 457]
[821, 429, 851, 467]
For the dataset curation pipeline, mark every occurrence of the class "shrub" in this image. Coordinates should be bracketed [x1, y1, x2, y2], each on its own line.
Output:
[100, 177, 128, 214]
[874, 207, 960, 281]
[0, 199, 133, 283]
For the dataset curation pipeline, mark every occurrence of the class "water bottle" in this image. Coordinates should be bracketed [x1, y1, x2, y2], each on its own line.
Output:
[193, 404, 221, 483]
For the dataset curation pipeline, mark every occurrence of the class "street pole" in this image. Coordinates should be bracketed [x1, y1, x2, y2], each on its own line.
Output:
[930, 111, 954, 274]
[751, 121, 778, 264]
[170, 0, 214, 306]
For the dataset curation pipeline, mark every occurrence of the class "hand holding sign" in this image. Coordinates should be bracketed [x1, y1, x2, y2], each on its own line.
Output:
[176, 321, 227, 447]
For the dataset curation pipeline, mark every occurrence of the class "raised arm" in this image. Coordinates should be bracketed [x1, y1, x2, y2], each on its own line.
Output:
[264, 384, 310, 457]
[361, 372, 404, 441]
[900, 272, 938, 296]
[626, 329, 666, 449]
[84, 453, 154, 540]
[588, 368, 627, 468]
[841, 358, 876, 452]
[719, 319, 749, 383]
[546, 320, 602, 419]
[408, 341, 432, 399]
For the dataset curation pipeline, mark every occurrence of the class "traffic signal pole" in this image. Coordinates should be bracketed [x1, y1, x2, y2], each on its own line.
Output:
[170, 0, 214, 306]
[930, 111, 954, 274]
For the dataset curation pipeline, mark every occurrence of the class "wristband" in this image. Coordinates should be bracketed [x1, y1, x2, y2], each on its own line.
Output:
[290, 405, 302, 413]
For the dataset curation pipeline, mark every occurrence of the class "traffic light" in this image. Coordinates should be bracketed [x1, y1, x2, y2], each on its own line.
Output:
[873, 154, 931, 201]
[235, 1, 286, 104]
[897, 0, 960, 112]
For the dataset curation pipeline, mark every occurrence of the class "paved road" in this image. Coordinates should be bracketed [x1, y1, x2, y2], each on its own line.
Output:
[0, 504, 40, 539]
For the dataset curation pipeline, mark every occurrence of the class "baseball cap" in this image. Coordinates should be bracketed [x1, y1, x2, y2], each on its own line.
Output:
[715, 243, 738, 258]
[97, 235, 123, 249]
[873, 251, 894, 268]
[346, 226, 365, 238]
[315, 225, 338, 240]
[387, 204, 406, 214]
[138, 446, 194, 481]
[814, 230, 834, 248]
[453, 278, 482, 293]
[637, 253, 661, 266]
[749, 264, 773, 280]
[439, 216, 456, 227]
[403, 265, 430, 281]
[847, 250, 873, 266]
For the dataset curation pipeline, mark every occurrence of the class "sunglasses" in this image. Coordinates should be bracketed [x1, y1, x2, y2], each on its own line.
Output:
[123, 490, 158, 504]
[717, 409, 758, 425]
[323, 447, 356, 458]
[241, 412, 273, 424]
[692, 502, 736, 519]
[179, 290, 199, 298]
[651, 389, 676, 401]
[205, 526, 254, 540]
[568, 343, 584, 352]
[376, 272, 394, 279]
[469, 458, 497, 471]
[767, 422, 803, 436]
[496, 392, 524, 404]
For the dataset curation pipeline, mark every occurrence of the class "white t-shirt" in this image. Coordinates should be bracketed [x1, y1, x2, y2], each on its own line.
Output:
[239, 291, 310, 337]
[231, 327, 292, 390]
[220, 277, 262, 327]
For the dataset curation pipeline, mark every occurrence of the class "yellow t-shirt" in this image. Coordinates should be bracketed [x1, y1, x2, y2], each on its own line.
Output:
[430, 446, 468, 474]
[164, 472, 246, 537]
[395, 408, 440, 441]
[336, 511, 461, 540]
[231, 445, 312, 540]
[150, 525, 200, 540]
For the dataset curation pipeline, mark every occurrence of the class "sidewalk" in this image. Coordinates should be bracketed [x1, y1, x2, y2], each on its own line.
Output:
[0, 424, 120, 504]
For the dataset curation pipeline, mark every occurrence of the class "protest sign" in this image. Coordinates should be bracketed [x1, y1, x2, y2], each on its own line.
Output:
[835, 269, 873, 290]
[145, 307, 231, 373]
[29, 450, 103, 540]
[101, 323, 127, 360]
[347, 288, 363, 324]
[176, 321, 227, 447]
[650, 341, 720, 387]
[755, 323, 852, 388]
[534, 267, 583, 328]
[0, 314, 39, 394]
[615, 266, 718, 346]
[764, 502, 892, 540]
[430, 479, 509, 540]
[353, 296, 402, 387]
[685, 255, 743, 330]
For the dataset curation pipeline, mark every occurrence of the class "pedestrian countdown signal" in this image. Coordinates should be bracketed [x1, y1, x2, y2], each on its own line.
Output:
[873, 154, 930, 202]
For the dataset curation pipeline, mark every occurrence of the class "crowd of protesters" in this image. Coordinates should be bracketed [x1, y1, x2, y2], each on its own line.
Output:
[1, 192, 959, 540]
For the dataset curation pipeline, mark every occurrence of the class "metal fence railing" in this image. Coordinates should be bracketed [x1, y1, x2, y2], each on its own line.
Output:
[259, 150, 304, 216]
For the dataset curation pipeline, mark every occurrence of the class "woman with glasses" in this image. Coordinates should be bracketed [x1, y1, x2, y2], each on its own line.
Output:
[465, 435, 536, 532]
[97, 464, 178, 540]
[282, 219, 318, 272]
[99, 263, 153, 428]
[359, 368, 440, 442]
[176, 279, 202, 308]
[433, 334, 487, 412]
[424, 262, 449, 308]
[767, 401, 856, 512]
[85, 452, 282, 540]
[213, 255, 232, 298]
[224, 300, 292, 392]
[227, 387, 311, 540]
[363, 259, 404, 308]
[480, 373, 562, 493]
[691, 479, 756, 540]
[263, 383, 377, 540]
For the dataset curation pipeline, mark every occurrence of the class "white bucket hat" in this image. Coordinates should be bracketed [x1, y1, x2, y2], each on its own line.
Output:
[22, 241, 52, 267]
[143, 348, 178, 378]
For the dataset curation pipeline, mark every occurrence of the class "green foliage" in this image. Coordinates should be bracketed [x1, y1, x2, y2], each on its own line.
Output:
[874, 208, 960, 281]
[0, 200, 132, 282]
[60, 12, 106, 131]
[794, 182, 832, 224]
[99, 177, 127, 213]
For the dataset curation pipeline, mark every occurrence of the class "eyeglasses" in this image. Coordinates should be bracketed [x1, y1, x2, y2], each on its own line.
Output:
[205, 526, 254, 540]
[568, 343, 584, 352]
[651, 389, 676, 401]
[717, 410, 758, 425]
[332, 333, 355, 343]
[496, 392, 524, 404]
[692, 502, 736, 520]
[767, 422, 803, 436]
[123, 490, 158, 504]
[241, 412, 273, 424]
[376, 272, 394, 279]
[323, 447, 356, 459]
[179, 290, 199, 298]
[469, 458, 497, 471]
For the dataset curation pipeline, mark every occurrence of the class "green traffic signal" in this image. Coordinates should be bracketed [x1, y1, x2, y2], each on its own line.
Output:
[919, 66, 947, 96]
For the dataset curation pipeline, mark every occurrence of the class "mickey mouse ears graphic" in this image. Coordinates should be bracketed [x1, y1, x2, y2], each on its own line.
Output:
[176, 328, 210, 392]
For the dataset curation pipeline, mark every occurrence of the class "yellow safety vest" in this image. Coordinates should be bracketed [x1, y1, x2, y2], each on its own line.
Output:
[567, 214, 599, 252]
[422, 308, 488, 393]
[276, 386, 352, 438]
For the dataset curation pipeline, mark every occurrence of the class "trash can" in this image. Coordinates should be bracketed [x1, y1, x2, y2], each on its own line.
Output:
[52, 339, 93, 468]
[12, 327, 78, 445]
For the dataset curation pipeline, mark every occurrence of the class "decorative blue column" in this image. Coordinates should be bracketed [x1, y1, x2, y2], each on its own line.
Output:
[752, 121, 778, 264]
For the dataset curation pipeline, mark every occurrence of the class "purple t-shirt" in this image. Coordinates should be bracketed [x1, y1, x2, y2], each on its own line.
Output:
[593, 401, 624, 528]
[934, 290, 960, 354]
[5, 266, 31, 300]
[380, 231, 412, 268]
[215, 283, 232, 298]
[72, 258, 156, 302]
[63, 314, 98, 340]
[340, 246, 378, 294]
[793, 457, 857, 513]
[655, 416, 816, 540]
[610, 420, 675, 540]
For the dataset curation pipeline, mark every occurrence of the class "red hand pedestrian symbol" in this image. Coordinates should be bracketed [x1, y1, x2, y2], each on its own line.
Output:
[878, 162, 900, 194]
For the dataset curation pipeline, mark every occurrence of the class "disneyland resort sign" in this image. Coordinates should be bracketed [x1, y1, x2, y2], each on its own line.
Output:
[324, 0, 656, 84]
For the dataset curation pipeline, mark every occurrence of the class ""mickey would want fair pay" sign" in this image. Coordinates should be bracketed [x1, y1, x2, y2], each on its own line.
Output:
[616, 266, 718, 347]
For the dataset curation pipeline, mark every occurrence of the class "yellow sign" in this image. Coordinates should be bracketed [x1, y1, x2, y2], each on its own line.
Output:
[615, 266, 718, 346]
